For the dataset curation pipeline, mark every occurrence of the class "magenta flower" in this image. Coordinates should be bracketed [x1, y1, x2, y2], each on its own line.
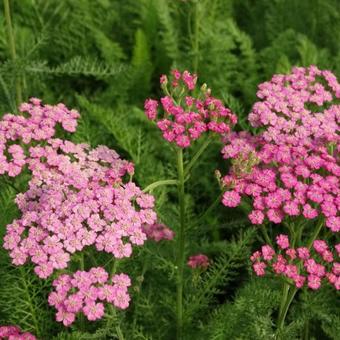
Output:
[144, 70, 237, 148]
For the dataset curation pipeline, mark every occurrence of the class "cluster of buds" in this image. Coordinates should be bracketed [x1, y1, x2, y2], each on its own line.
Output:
[144, 70, 237, 148]
[142, 223, 175, 242]
[251, 235, 339, 290]
[187, 254, 210, 269]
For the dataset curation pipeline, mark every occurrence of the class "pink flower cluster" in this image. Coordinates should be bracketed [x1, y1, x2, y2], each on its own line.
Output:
[221, 132, 340, 231]
[3, 139, 159, 278]
[144, 70, 237, 148]
[142, 223, 175, 242]
[0, 98, 79, 177]
[48, 268, 131, 326]
[248, 66, 340, 147]
[0, 325, 36, 340]
[251, 235, 340, 290]
[221, 66, 340, 232]
[187, 254, 210, 269]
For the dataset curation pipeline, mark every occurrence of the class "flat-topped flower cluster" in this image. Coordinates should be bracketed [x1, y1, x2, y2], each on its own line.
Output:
[1, 99, 173, 327]
[144, 70, 237, 148]
[48, 268, 131, 326]
[4, 139, 158, 279]
[221, 132, 339, 231]
[221, 66, 340, 232]
[251, 235, 339, 290]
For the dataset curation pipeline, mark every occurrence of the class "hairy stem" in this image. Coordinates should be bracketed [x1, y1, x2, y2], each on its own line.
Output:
[176, 148, 186, 340]
[3, 0, 22, 106]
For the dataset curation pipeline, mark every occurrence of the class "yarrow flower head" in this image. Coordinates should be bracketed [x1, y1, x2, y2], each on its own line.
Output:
[0, 98, 79, 177]
[144, 70, 237, 148]
[0, 325, 36, 339]
[250, 235, 339, 290]
[3, 139, 163, 278]
[187, 254, 210, 269]
[220, 66, 340, 232]
[48, 268, 131, 326]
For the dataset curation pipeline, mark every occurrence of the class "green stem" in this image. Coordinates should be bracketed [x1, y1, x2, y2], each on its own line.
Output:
[277, 282, 290, 333]
[142, 179, 178, 193]
[276, 218, 324, 336]
[176, 148, 186, 340]
[260, 224, 272, 246]
[277, 286, 298, 337]
[3, 0, 22, 106]
[107, 260, 125, 340]
[184, 137, 211, 177]
[132, 257, 149, 334]
[303, 319, 309, 340]
[306, 218, 324, 249]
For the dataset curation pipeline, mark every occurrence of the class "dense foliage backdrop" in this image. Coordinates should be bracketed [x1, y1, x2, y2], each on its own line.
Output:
[0, 1, 339, 339]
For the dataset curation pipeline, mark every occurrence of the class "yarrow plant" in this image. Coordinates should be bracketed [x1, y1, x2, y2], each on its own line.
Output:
[144, 69, 236, 338]
[0, 99, 172, 329]
[220, 66, 340, 334]
[0, 326, 36, 340]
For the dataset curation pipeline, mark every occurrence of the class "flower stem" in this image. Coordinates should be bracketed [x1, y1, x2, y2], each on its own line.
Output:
[260, 224, 272, 246]
[142, 179, 178, 193]
[276, 218, 324, 336]
[176, 148, 186, 340]
[3, 0, 22, 106]
[107, 260, 125, 340]
[276, 286, 298, 336]
[184, 137, 211, 177]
